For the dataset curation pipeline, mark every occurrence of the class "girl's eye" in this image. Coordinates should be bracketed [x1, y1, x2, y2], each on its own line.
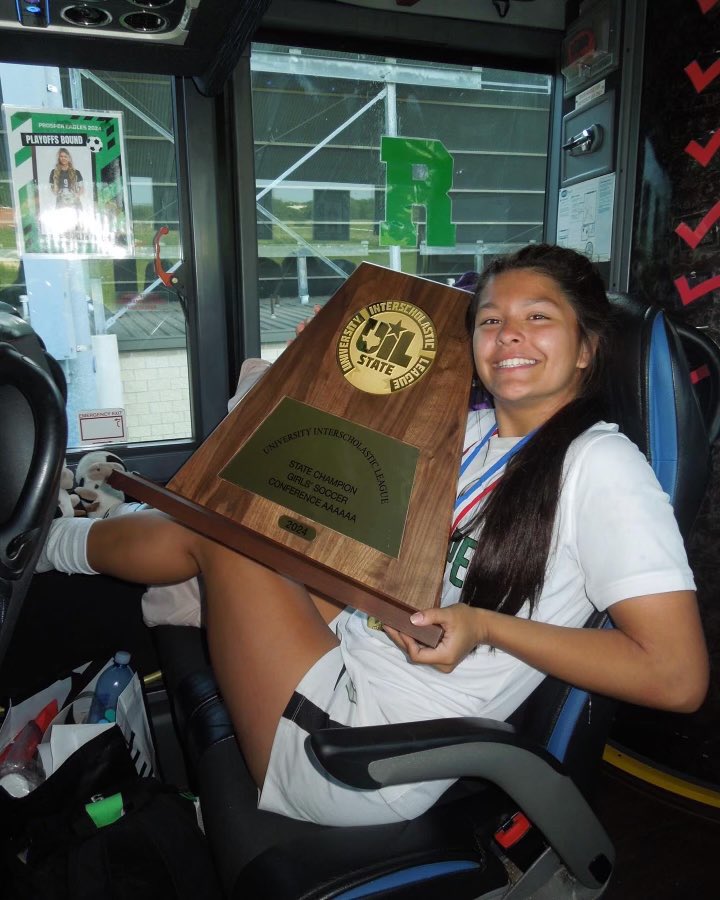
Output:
[529, 313, 548, 321]
[477, 317, 500, 327]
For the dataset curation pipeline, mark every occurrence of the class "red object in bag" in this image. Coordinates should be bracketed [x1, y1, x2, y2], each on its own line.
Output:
[0, 699, 58, 768]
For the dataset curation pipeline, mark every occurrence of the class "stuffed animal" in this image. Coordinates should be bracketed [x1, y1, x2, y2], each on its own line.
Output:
[74, 451, 127, 519]
[55, 461, 82, 518]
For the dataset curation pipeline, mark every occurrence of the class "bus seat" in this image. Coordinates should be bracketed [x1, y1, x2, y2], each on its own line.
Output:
[0, 308, 67, 676]
[604, 293, 719, 539]
[151, 294, 720, 897]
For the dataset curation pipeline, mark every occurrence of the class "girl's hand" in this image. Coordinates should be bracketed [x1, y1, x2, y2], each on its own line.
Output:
[383, 603, 488, 673]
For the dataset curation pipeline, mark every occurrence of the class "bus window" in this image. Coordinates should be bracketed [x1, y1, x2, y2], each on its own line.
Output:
[248, 44, 553, 360]
[0, 65, 189, 450]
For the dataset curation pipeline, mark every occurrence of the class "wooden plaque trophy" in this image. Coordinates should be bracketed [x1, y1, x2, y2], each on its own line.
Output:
[110, 263, 474, 645]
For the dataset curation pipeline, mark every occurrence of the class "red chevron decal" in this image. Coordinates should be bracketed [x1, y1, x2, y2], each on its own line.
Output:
[697, 0, 719, 13]
[675, 201, 720, 248]
[674, 273, 720, 305]
[685, 130, 720, 166]
[685, 58, 720, 92]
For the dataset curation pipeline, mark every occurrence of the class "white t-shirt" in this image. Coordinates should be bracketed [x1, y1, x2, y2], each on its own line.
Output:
[325, 409, 695, 818]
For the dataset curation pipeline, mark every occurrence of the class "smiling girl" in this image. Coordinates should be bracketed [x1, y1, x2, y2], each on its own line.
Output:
[38, 244, 708, 827]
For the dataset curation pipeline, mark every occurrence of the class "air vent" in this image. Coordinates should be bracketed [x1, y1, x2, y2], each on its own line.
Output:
[9, 0, 198, 43]
[61, 5, 112, 28]
[120, 10, 168, 31]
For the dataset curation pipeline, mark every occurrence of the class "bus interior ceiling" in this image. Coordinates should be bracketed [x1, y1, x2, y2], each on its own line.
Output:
[1, 0, 720, 898]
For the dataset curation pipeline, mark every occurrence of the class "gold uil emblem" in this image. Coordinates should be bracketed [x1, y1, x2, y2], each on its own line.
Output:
[337, 300, 437, 395]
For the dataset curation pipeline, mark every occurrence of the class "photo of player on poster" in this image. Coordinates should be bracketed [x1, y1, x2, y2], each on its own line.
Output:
[37, 144, 92, 242]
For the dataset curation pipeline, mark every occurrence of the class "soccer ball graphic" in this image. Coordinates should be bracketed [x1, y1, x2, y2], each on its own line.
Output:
[86, 136, 103, 153]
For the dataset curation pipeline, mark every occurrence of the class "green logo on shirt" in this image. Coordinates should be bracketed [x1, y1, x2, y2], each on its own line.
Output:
[447, 535, 478, 589]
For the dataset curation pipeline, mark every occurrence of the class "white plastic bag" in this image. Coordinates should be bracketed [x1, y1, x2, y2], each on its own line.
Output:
[0, 659, 156, 793]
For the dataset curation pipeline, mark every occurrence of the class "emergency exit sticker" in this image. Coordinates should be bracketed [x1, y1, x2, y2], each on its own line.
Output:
[78, 408, 127, 444]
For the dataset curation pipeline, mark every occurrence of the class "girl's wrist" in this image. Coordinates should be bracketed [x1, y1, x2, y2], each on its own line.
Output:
[472, 606, 491, 647]
[479, 607, 505, 649]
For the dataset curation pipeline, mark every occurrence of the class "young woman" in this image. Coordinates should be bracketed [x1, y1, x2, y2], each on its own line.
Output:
[39, 244, 708, 826]
[49, 148, 84, 209]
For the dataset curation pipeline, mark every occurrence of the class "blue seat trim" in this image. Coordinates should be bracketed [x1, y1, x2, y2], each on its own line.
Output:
[335, 861, 481, 899]
[547, 621, 613, 760]
[648, 313, 679, 501]
[546, 686, 587, 761]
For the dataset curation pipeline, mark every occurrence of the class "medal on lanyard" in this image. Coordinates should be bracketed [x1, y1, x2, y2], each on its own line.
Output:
[452, 422, 535, 536]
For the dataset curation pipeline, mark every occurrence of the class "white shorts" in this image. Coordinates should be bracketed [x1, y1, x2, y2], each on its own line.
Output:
[258, 641, 458, 826]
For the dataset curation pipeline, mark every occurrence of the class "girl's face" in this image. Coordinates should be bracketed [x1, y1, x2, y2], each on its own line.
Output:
[58, 151, 71, 168]
[472, 268, 593, 429]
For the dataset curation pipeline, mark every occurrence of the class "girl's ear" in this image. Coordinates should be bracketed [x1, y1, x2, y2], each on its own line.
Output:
[577, 333, 598, 371]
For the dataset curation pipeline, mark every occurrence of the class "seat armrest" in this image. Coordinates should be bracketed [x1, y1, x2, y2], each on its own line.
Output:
[311, 717, 524, 788]
[310, 717, 614, 890]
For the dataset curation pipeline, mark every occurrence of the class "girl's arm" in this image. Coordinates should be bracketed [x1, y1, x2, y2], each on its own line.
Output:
[385, 590, 708, 713]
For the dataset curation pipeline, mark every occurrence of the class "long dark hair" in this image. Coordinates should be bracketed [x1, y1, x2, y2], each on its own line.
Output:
[459, 244, 613, 618]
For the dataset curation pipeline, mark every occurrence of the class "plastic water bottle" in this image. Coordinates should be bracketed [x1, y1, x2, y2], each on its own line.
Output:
[87, 652, 134, 724]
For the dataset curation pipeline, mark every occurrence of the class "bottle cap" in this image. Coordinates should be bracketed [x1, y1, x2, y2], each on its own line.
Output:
[114, 651, 131, 666]
[0, 772, 34, 798]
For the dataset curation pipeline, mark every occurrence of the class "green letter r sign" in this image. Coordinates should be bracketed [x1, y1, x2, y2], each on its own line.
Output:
[380, 136, 456, 248]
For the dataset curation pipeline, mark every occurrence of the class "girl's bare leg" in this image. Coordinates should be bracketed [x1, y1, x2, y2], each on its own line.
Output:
[87, 511, 203, 583]
[197, 540, 339, 784]
[87, 512, 340, 786]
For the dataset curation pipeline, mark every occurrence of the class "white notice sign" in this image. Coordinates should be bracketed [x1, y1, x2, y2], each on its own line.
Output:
[556, 172, 616, 262]
[78, 408, 127, 445]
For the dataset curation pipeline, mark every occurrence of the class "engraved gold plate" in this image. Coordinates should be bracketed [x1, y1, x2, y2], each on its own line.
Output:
[220, 397, 419, 557]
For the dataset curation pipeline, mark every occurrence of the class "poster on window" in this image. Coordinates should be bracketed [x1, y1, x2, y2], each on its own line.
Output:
[3, 106, 133, 257]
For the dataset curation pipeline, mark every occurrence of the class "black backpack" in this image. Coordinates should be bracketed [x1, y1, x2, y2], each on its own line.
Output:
[0, 730, 222, 899]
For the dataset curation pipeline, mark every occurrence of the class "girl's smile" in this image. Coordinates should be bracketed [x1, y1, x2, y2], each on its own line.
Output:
[492, 357, 538, 369]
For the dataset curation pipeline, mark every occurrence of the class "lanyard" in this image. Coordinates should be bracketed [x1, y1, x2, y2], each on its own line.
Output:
[452, 420, 535, 534]
[459, 422, 497, 477]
